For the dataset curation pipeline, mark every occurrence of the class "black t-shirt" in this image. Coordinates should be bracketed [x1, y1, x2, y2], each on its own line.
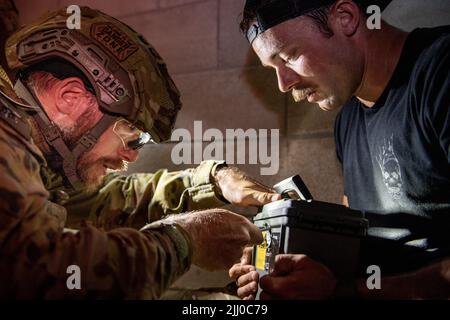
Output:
[335, 26, 450, 274]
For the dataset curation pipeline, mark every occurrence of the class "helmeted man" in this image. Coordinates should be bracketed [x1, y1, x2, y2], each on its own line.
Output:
[0, 6, 280, 299]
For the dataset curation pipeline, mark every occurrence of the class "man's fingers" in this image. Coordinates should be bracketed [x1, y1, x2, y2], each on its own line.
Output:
[259, 274, 292, 299]
[259, 275, 274, 292]
[259, 276, 304, 299]
[241, 247, 254, 265]
[228, 263, 242, 279]
[270, 254, 305, 276]
[260, 276, 287, 299]
[229, 264, 255, 280]
[236, 270, 259, 287]
[237, 281, 258, 298]
[248, 191, 282, 206]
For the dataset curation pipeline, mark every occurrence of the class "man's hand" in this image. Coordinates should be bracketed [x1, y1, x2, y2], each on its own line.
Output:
[259, 254, 336, 300]
[166, 209, 263, 271]
[214, 166, 281, 207]
[229, 247, 259, 300]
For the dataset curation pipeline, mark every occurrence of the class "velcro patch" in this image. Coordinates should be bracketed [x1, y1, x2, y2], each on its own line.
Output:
[91, 23, 138, 61]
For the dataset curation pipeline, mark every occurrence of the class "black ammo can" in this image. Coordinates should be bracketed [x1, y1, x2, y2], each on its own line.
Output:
[252, 176, 369, 298]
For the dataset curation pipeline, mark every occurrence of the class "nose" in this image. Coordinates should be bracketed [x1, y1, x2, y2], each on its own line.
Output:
[118, 147, 139, 163]
[276, 65, 301, 93]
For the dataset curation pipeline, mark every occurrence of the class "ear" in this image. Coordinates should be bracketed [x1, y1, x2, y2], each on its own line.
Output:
[54, 77, 89, 115]
[330, 0, 361, 37]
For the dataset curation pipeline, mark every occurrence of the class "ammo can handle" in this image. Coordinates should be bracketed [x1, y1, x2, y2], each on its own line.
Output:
[273, 175, 313, 201]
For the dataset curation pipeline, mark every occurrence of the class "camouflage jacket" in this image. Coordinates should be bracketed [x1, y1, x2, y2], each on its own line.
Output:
[0, 66, 226, 299]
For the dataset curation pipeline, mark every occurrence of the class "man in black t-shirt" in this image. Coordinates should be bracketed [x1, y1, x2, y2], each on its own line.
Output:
[230, 0, 450, 299]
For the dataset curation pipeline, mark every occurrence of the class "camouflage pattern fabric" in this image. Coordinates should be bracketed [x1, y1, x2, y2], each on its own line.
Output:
[0, 66, 227, 299]
[0, 0, 18, 36]
[61, 162, 227, 231]
[0, 0, 18, 75]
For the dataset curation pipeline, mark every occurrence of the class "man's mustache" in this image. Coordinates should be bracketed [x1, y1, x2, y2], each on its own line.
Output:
[292, 88, 315, 102]
[103, 157, 128, 171]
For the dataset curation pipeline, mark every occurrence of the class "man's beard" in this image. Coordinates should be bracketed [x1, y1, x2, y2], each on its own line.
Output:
[58, 110, 128, 190]
[60, 107, 99, 148]
[76, 151, 128, 192]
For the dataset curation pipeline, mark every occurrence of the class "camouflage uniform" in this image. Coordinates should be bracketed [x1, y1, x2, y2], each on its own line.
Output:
[0, 0, 18, 71]
[0, 65, 226, 299]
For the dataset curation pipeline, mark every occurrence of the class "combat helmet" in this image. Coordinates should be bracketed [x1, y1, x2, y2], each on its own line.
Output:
[5, 6, 182, 188]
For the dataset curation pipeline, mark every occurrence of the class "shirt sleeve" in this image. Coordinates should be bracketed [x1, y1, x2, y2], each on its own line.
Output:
[0, 125, 192, 299]
[64, 160, 227, 230]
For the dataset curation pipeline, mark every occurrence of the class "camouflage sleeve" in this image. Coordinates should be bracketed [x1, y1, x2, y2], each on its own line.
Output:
[0, 125, 192, 299]
[65, 160, 227, 230]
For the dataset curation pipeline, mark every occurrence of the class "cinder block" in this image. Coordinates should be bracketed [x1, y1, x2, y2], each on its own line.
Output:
[159, 0, 206, 9]
[219, 0, 260, 68]
[383, 0, 450, 31]
[285, 136, 344, 204]
[128, 137, 287, 187]
[121, 0, 218, 74]
[222, 136, 289, 187]
[58, 0, 158, 18]
[172, 67, 285, 133]
[287, 98, 340, 136]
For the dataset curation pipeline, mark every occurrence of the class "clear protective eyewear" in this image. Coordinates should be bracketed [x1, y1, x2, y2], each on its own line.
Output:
[112, 118, 154, 150]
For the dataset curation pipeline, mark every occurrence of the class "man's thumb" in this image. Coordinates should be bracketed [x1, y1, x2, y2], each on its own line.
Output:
[241, 247, 254, 264]
[253, 191, 281, 206]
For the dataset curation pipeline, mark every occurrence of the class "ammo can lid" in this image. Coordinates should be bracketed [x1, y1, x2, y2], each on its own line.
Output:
[254, 199, 369, 236]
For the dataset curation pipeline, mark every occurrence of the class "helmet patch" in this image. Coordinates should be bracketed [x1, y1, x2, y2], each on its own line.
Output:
[91, 23, 138, 61]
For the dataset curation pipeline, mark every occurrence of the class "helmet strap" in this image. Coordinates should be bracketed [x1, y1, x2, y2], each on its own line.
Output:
[14, 79, 116, 190]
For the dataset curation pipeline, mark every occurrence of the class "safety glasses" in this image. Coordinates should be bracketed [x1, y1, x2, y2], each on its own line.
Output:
[112, 118, 154, 150]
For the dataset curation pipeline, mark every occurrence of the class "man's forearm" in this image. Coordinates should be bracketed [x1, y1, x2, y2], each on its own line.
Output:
[356, 258, 450, 299]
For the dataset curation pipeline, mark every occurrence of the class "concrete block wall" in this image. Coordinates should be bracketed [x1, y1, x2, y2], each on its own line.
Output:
[13, 0, 450, 297]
